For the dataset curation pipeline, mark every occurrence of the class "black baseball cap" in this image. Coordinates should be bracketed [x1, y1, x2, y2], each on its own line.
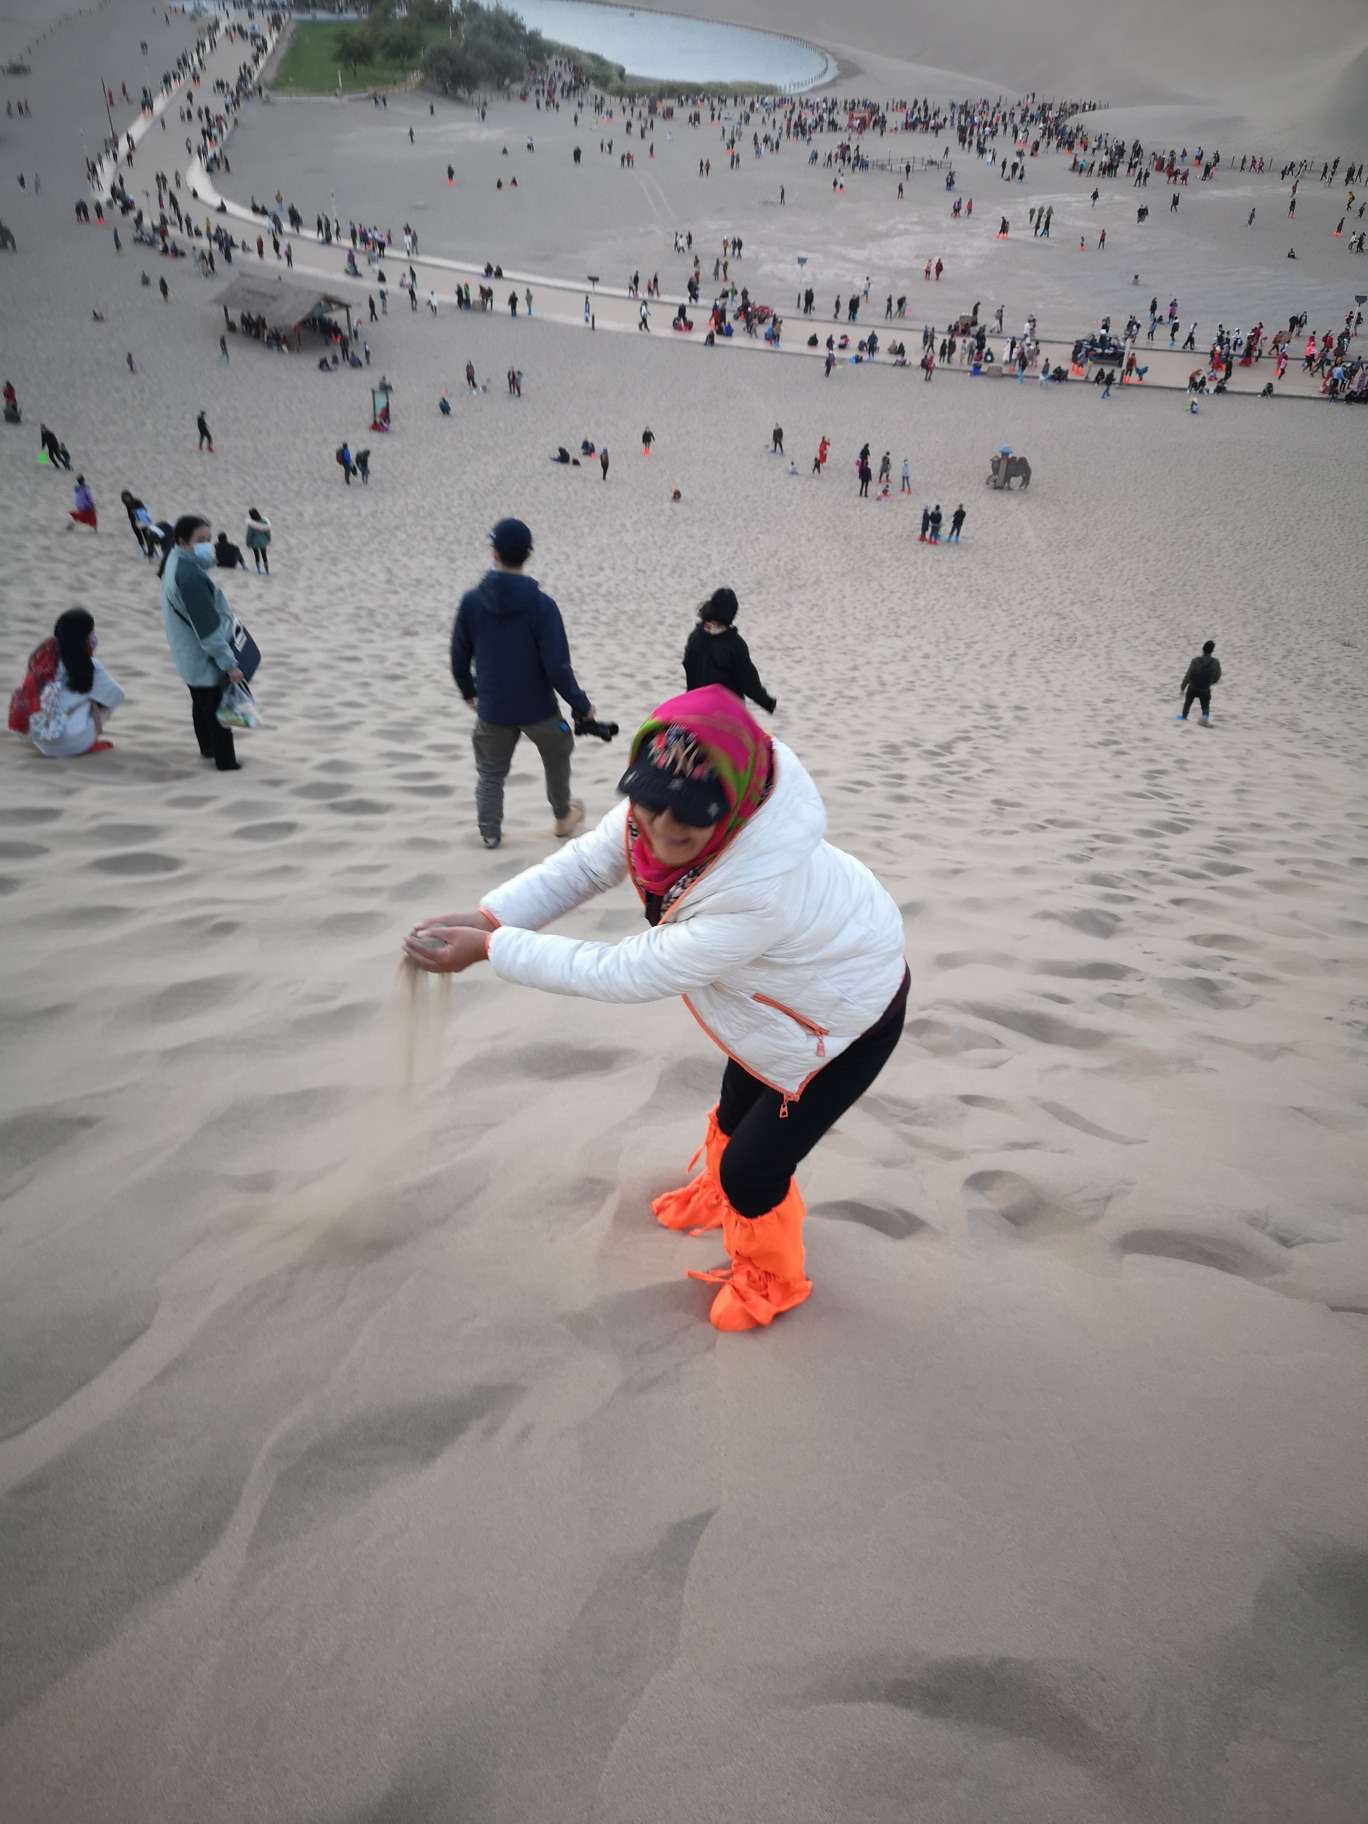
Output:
[490, 517, 533, 564]
[617, 723, 729, 828]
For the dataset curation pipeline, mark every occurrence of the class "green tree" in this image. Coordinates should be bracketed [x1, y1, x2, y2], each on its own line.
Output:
[424, 2, 543, 96]
[336, 22, 379, 73]
[426, 42, 479, 95]
[379, 20, 425, 64]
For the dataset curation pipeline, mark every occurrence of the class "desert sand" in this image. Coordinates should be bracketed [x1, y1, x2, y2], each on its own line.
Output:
[1, 4, 1367, 1821]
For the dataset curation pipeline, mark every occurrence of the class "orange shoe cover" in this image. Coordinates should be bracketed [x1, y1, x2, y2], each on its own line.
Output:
[688, 1182, 813, 1332]
[652, 1106, 728, 1234]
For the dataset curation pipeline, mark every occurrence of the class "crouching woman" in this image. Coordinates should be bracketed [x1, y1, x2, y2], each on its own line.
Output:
[404, 685, 908, 1333]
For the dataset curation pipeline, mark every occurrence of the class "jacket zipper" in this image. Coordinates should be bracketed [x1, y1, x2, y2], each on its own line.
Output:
[751, 992, 829, 1058]
[681, 995, 822, 1117]
[626, 764, 818, 1113]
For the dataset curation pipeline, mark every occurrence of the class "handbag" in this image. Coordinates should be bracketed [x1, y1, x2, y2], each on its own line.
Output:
[170, 575, 261, 682]
[230, 618, 261, 681]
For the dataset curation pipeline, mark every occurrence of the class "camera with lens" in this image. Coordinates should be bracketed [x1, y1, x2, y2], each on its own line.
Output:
[573, 714, 620, 742]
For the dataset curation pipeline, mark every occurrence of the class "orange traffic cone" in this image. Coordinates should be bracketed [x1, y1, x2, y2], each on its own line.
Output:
[652, 1107, 727, 1234]
[688, 1181, 813, 1332]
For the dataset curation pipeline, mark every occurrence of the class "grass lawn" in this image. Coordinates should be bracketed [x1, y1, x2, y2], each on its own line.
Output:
[273, 20, 449, 94]
[272, 17, 764, 99]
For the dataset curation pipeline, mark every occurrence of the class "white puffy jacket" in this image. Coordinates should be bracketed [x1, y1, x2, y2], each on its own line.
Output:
[482, 742, 907, 1100]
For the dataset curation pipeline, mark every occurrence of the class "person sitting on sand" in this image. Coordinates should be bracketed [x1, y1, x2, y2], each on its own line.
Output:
[402, 685, 909, 1334]
[683, 588, 777, 714]
[25, 609, 124, 757]
[69, 475, 97, 530]
[214, 530, 246, 570]
[439, 393, 452, 415]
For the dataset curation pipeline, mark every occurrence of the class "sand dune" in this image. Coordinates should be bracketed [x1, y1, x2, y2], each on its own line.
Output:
[1, 5, 1366, 1821]
[631, 0, 1368, 139]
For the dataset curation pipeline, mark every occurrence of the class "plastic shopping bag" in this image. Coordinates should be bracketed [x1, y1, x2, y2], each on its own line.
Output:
[217, 682, 261, 731]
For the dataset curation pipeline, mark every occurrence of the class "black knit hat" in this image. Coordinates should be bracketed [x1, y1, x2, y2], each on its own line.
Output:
[698, 587, 737, 626]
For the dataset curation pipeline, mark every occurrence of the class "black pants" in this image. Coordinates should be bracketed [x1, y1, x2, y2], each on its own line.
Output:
[717, 969, 909, 1217]
[1181, 688, 1211, 720]
[189, 683, 237, 769]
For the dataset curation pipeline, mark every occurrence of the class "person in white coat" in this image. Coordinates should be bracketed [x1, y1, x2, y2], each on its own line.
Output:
[404, 685, 908, 1333]
[27, 609, 124, 757]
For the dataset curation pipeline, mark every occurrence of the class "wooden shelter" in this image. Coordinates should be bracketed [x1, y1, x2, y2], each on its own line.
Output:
[216, 275, 353, 350]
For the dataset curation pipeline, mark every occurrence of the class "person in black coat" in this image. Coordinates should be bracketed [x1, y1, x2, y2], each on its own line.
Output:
[682, 589, 776, 714]
[1177, 640, 1222, 723]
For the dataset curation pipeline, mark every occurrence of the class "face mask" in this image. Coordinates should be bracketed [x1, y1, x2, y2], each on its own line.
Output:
[192, 541, 215, 567]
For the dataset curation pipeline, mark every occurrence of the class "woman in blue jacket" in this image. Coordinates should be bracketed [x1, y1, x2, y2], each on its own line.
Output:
[159, 514, 244, 772]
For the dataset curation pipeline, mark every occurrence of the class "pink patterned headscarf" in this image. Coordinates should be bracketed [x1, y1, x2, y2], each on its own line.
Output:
[626, 685, 774, 898]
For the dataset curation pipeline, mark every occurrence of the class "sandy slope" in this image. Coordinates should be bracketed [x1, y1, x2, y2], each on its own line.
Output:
[1, 7, 1367, 1823]
[626, 0, 1368, 139]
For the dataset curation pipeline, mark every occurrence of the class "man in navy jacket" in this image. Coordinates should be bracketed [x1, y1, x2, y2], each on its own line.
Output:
[451, 518, 595, 847]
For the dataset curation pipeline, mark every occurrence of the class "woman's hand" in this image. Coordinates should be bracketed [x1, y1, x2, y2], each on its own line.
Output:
[402, 924, 490, 975]
[411, 911, 491, 936]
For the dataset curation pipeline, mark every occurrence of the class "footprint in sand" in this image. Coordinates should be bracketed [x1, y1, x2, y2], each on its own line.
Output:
[178, 1085, 354, 1156]
[1035, 1101, 1144, 1145]
[1030, 959, 1139, 981]
[0, 841, 49, 861]
[0, 1110, 102, 1195]
[1187, 932, 1255, 952]
[1033, 907, 1122, 939]
[963, 1168, 1120, 1234]
[249, 1388, 524, 1555]
[128, 975, 246, 1024]
[232, 821, 299, 842]
[293, 781, 351, 801]
[933, 949, 1016, 971]
[36, 903, 137, 930]
[471, 1042, 636, 1085]
[292, 999, 383, 1037]
[86, 822, 163, 845]
[86, 851, 182, 876]
[390, 872, 446, 898]
[1115, 1225, 1286, 1279]
[813, 1199, 929, 1240]
[317, 911, 391, 937]
[905, 1016, 1007, 1058]
[1155, 975, 1257, 1011]
[0, 806, 61, 826]
[960, 1002, 1110, 1050]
